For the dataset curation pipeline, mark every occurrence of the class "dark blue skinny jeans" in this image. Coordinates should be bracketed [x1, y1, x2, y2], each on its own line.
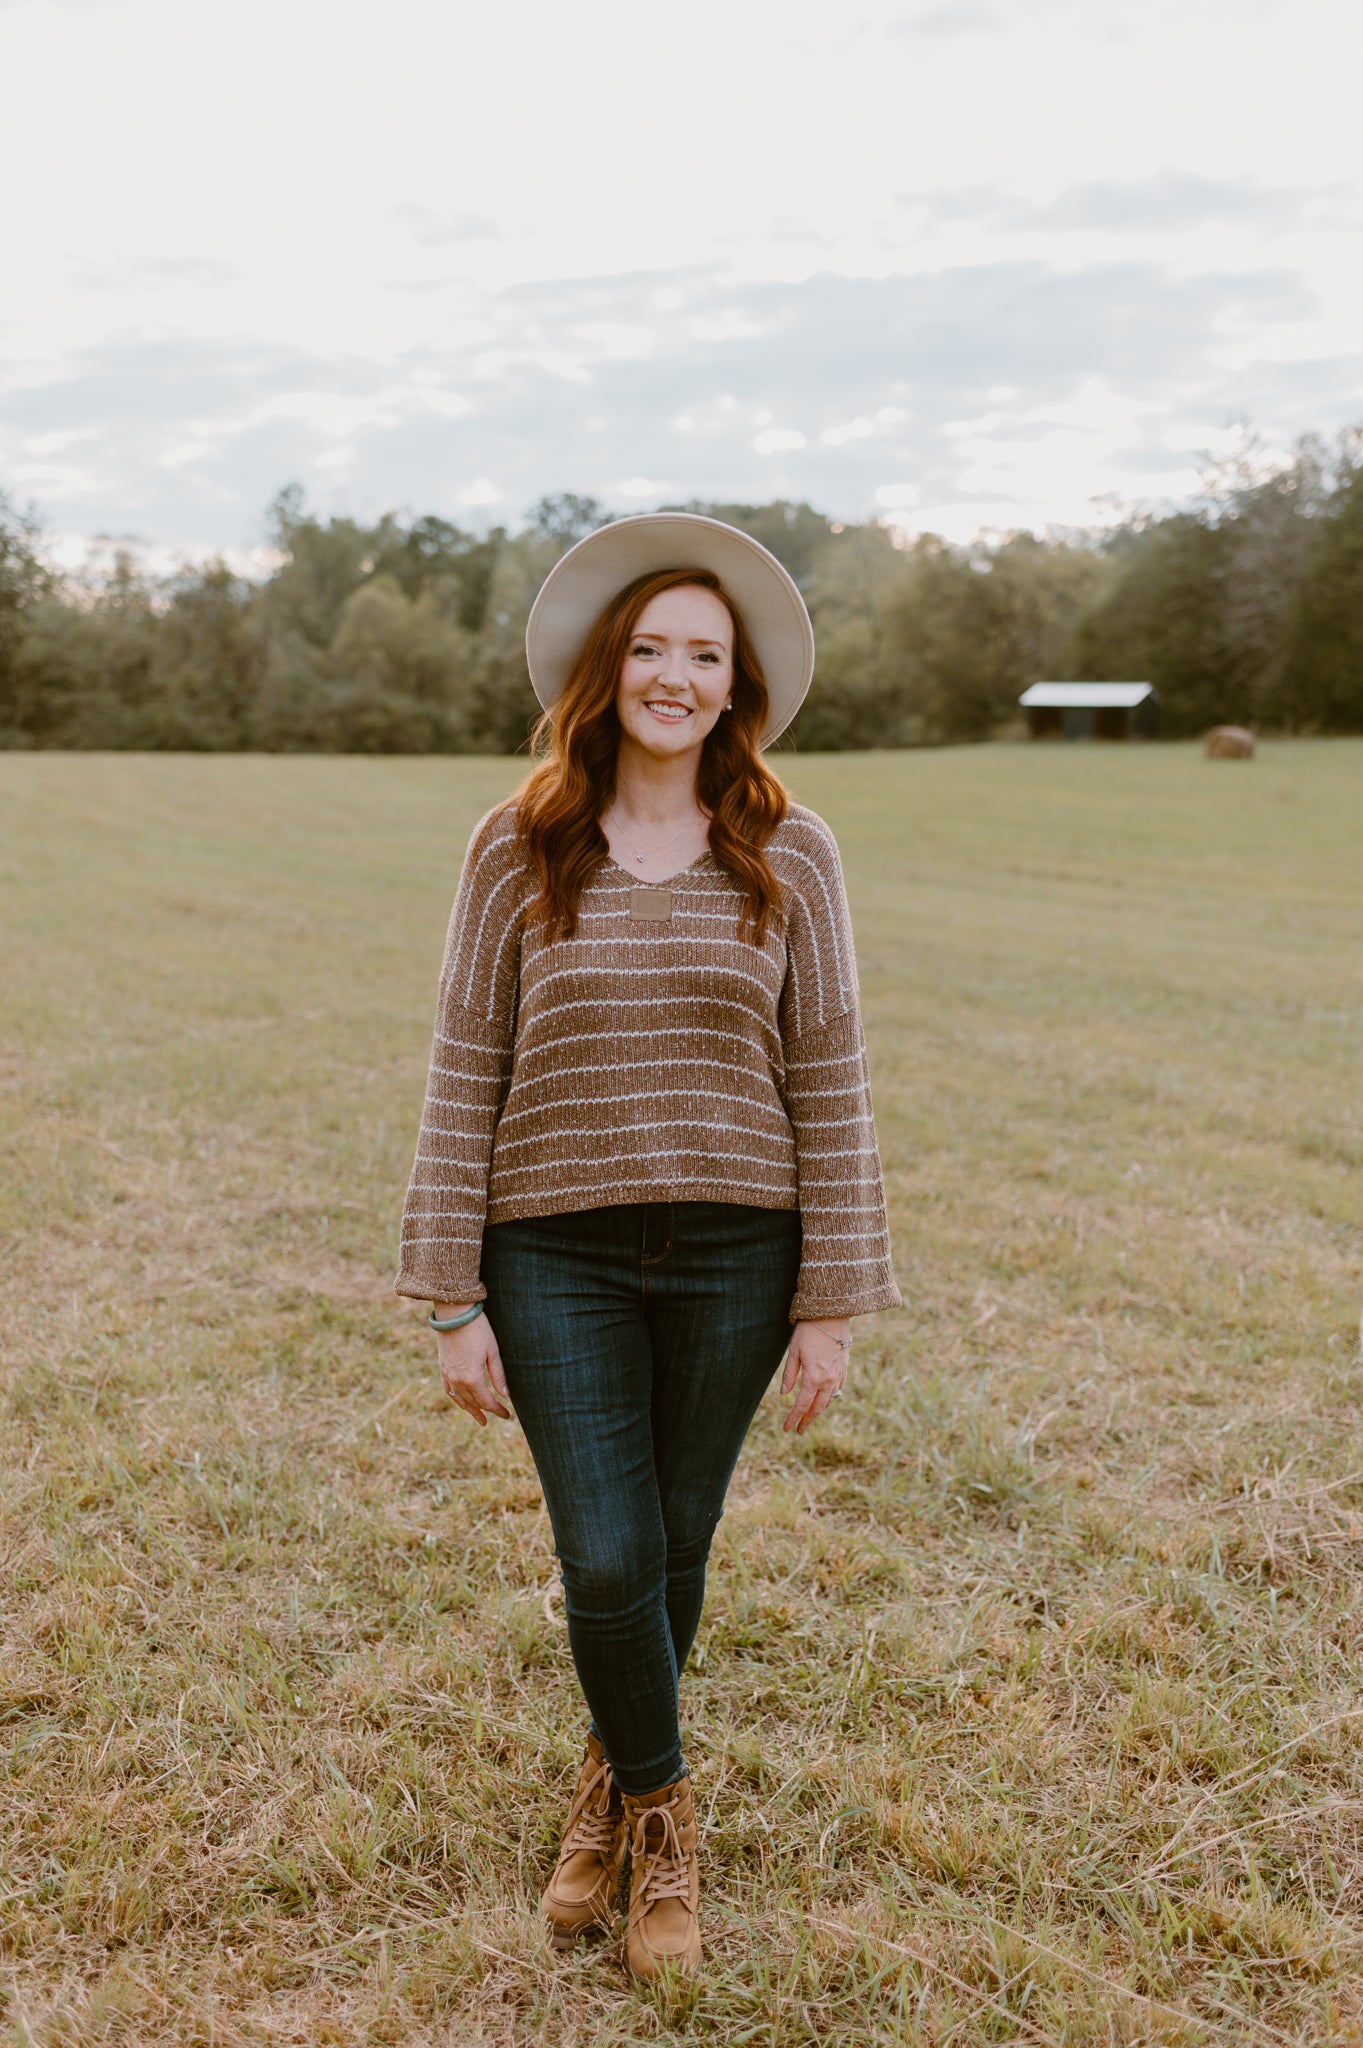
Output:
[481, 1201, 801, 1795]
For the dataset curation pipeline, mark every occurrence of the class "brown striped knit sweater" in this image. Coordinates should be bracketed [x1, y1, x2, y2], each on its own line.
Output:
[395, 801, 900, 1323]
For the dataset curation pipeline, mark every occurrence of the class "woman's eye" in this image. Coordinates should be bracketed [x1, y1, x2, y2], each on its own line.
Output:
[631, 642, 659, 657]
[695, 650, 719, 664]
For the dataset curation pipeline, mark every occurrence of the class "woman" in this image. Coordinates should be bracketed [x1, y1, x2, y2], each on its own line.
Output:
[396, 513, 898, 1978]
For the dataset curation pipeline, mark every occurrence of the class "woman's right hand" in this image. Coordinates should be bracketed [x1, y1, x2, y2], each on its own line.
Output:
[433, 1306, 511, 1426]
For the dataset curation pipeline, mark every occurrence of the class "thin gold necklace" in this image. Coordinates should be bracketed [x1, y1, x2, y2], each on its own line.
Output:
[609, 808, 706, 867]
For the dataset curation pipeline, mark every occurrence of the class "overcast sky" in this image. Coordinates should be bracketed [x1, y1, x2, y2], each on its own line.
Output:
[2, 0, 1361, 564]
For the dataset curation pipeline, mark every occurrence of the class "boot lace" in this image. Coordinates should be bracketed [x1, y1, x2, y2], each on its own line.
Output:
[562, 1758, 621, 1856]
[631, 1803, 693, 1904]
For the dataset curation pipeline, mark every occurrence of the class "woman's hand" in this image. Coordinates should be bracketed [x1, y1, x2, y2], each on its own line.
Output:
[781, 1318, 851, 1433]
[433, 1305, 511, 1426]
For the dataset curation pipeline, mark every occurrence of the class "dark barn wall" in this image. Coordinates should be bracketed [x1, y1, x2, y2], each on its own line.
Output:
[1134, 695, 1159, 737]
[1027, 706, 1063, 739]
[1026, 694, 1158, 739]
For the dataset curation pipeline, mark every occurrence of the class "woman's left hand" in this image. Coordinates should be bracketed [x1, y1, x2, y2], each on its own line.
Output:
[782, 1318, 852, 1433]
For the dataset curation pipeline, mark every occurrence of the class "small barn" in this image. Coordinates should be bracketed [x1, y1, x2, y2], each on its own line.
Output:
[1019, 682, 1158, 741]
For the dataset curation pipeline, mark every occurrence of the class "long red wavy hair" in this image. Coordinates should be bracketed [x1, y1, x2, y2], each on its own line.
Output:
[512, 566, 788, 942]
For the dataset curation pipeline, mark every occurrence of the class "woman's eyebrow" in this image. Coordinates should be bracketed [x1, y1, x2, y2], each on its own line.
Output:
[633, 633, 728, 648]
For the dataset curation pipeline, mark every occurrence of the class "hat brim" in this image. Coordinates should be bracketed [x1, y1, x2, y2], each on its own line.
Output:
[525, 512, 815, 749]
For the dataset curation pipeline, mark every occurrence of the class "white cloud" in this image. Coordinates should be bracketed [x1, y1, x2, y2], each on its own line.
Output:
[752, 428, 807, 455]
[823, 418, 875, 447]
[4, 258, 1353, 547]
[391, 204, 502, 248]
[0, 0, 1360, 548]
[158, 441, 212, 470]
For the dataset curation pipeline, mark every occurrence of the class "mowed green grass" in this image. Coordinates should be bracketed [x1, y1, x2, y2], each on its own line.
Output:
[2, 742, 1361, 2047]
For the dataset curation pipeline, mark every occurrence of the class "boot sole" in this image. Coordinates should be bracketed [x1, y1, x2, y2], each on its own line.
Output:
[545, 1912, 615, 1950]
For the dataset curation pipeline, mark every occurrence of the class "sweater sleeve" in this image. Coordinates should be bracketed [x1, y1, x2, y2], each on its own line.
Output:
[778, 815, 900, 1323]
[394, 809, 524, 1304]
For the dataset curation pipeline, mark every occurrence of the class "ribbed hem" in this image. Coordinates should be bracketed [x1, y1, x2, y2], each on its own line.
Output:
[393, 1272, 487, 1306]
[484, 1181, 800, 1227]
[789, 1279, 902, 1324]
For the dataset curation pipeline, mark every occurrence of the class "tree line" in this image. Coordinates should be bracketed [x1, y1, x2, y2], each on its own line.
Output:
[2, 431, 1360, 753]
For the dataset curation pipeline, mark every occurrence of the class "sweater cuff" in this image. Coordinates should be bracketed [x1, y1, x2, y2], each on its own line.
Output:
[789, 1278, 902, 1324]
[394, 1270, 487, 1306]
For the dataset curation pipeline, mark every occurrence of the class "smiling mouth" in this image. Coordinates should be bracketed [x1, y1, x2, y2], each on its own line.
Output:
[645, 700, 691, 722]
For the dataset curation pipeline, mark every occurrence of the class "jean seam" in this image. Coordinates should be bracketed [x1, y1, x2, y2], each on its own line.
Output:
[639, 1201, 673, 1268]
[633, 1589, 683, 1790]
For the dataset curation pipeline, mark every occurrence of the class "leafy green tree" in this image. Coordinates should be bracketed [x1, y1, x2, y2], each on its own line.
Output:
[264, 487, 376, 648]
[788, 523, 920, 748]
[527, 494, 612, 549]
[0, 494, 53, 744]
[1200, 431, 1336, 726]
[1067, 516, 1235, 736]
[467, 531, 563, 755]
[368, 512, 506, 635]
[6, 593, 108, 745]
[153, 563, 263, 747]
[74, 552, 165, 743]
[252, 628, 331, 751]
[1281, 461, 1363, 730]
[326, 574, 477, 750]
[871, 533, 1109, 743]
[668, 499, 836, 589]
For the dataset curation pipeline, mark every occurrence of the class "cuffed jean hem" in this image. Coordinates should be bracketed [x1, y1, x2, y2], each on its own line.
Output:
[610, 1751, 689, 1797]
[586, 1719, 686, 1795]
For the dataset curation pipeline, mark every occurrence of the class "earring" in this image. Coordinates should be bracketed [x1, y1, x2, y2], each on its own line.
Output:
[723, 701, 732, 712]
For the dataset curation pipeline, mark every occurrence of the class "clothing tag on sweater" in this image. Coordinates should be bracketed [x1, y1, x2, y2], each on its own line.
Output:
[630, 886, 673, 921]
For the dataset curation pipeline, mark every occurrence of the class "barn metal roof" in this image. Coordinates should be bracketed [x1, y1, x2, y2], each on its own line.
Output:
[1020, 682, 1155, 708]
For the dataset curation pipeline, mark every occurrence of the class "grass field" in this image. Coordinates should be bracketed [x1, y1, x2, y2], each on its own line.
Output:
[2, 742, 1362, 2047]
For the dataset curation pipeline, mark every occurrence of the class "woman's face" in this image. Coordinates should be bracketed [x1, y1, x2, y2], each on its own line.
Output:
[615, 584, 735, 764]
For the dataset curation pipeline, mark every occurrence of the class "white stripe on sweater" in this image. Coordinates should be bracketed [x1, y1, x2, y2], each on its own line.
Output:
[493, 1141, 798, 1179]
[492, 1115, 797, 1157]
[521, 957, 785, 1007]
[487, 1168, 798, 1203]
[514, 991, 783, 1051]
[494, 1085, 793, 1133]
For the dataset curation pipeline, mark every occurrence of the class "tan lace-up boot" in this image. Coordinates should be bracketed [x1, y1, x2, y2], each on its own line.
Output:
[621, 1773, 701, 1978]
[540, 1732, 627, 1946]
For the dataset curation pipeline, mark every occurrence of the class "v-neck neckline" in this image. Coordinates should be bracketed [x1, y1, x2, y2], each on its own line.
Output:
[601, 850, 714, 888]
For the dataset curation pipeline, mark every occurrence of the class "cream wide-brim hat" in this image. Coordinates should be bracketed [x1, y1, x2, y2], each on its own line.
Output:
[524, 512, 816, 748]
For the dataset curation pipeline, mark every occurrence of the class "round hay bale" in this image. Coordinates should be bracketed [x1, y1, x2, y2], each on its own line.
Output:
[1204, 725, 1255, 759]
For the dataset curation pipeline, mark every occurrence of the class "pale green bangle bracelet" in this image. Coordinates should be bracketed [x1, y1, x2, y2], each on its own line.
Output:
[428, 1302, 485, 1332]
